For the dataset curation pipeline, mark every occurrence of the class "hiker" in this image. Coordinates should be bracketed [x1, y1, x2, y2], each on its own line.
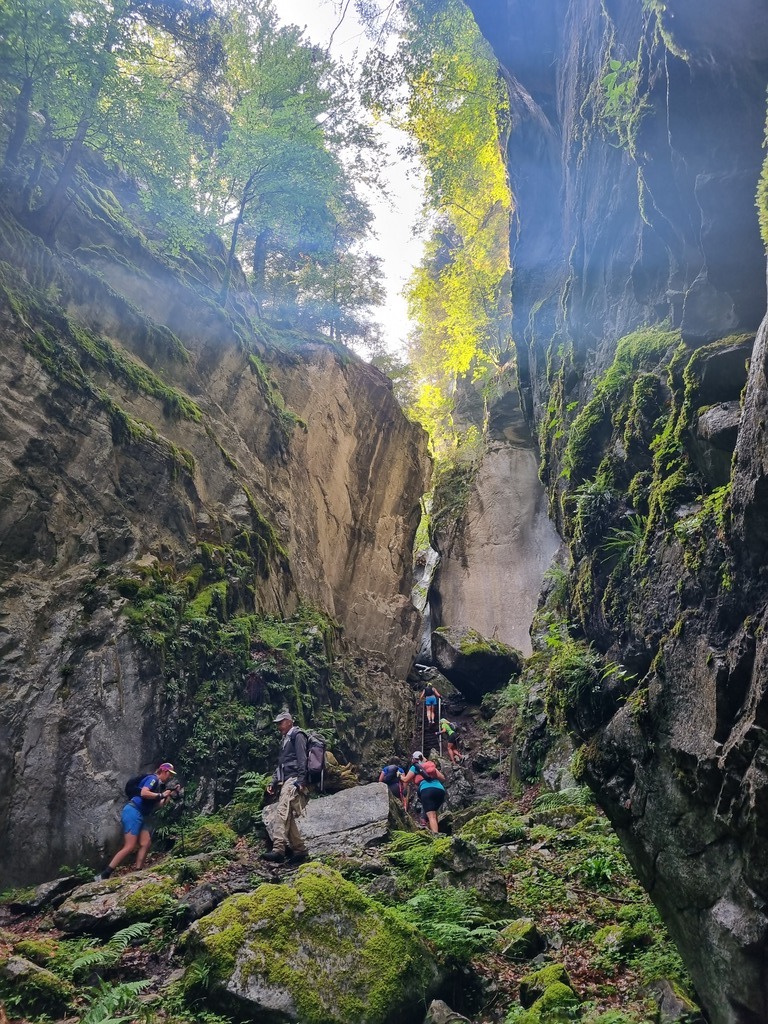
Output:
[401, 751, 446, 834]
[379, 763, 405, 804]
[420, 681, 442, 725]
[261, 710, 310, 865]
[440, 717, 464, 764]
[96, 762, 177, 880]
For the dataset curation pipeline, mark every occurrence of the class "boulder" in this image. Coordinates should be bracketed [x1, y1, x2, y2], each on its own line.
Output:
[431, 837, 510, 915]
[518, 963, 576, 1009]
[423, 1001, 473, 1024]
[0, 955, 74, 1014]
[642, 979, 705, 1023]
[496, 918, 546, 960]
[431, 627, 523, 702]
[262, 783, 399, 855]
[53, 872, 179, 935]
[8, 875, 82, 914]
[184, 863, 441, 1024]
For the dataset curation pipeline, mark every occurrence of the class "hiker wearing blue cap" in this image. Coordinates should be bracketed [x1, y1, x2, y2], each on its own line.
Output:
[96, 762, 177, 880]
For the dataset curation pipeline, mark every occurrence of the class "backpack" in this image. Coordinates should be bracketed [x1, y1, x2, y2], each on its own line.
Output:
[124, 773, 145, 799]
[301, 731, 327, 791]
[418, 760, 439, 780]
[381, 765, 402, 786]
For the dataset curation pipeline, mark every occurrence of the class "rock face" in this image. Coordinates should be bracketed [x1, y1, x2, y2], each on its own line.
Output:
[430, 389, 561, 657]
[0, 187, 430, 885]
[464, 1, 768, 1021]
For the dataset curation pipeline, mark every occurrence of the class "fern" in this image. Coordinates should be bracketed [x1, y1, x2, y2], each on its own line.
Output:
[70, 922, 152, 979]
[385, 830, 450, 885]
[391, 883, 506, 962]
[531, 787, 595, 811]
[78, 978, 150, 1024]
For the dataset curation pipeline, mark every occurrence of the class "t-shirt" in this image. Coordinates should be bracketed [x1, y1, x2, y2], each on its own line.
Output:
[130, 774, 162, 815]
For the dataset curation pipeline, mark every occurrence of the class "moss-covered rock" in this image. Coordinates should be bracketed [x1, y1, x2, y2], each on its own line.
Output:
[53, 872, 179, 935]
[519, 963, 574, 1007]
[496, 918, 545, 960]
[184, 863, 440, 1024]
[0, 954, 74, 1015]
[458, 809, 527, 846]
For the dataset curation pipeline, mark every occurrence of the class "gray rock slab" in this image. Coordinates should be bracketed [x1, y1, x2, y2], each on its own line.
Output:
[262, 783, 392, 854]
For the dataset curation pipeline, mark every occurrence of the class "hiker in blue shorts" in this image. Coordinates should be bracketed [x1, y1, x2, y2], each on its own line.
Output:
[420, 683, 442, 725]
[96, 762, 177, 880]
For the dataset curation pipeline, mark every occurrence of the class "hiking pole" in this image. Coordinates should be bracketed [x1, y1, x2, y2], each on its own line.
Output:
[438, 696, 444, 761]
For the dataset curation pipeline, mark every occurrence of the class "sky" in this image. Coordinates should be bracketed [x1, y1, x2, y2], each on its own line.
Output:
[270, 0, 426, 355]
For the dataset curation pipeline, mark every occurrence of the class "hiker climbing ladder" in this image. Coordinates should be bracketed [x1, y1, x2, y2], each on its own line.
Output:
[421, 695, 443, 758]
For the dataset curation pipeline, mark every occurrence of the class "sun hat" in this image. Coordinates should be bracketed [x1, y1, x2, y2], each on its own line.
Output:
[274, 710, 294, 723]
[158, 762, 176, 775]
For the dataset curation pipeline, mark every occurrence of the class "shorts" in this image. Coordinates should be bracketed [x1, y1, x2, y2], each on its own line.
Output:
[425, 695, 438, 706]
[121, 802, 147, 836]
[418, 784, 445, 813]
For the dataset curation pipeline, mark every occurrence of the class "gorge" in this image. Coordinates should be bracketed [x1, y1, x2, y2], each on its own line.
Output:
[1, 0, 768, 1022]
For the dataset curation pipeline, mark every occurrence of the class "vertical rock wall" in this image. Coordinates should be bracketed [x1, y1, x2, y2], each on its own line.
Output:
[465, 1, 768, 1020]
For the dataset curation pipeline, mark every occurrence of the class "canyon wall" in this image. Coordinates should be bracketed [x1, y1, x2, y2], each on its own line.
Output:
[466, 1, 768, 1020]
[0, 182, 430, 885]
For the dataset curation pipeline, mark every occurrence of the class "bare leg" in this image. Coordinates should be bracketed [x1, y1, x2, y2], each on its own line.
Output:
[134, 829, 152, 870]
[426, 811, 439, 833]
[108, 833, 139, 871]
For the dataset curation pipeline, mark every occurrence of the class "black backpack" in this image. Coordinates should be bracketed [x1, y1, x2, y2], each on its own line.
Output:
[124, 773, 146, 799]
[381, 765, 402, 786]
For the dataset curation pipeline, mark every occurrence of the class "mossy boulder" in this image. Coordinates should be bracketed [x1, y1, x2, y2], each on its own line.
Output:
[496, 918, 545, 960]
[519, 963, 575, 1007]
[0, 955, 74, 1015]
[458, 809, 527, 845]
[517, 981, 580, 1022]
[53, 872, 179, 935]
[184, 863, 441, 1024]
[431, 626, 523, 701]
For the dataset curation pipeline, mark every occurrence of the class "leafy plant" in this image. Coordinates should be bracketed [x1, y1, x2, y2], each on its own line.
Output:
[78, 978, 150, 1024]
[68, 922, 153, 980]
[391, 883, 503, 963]
[601, 513, 647, 566]
[531, 787, 595, 812]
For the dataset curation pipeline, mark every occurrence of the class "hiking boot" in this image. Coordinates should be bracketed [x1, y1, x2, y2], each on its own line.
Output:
[288, 851, 309, 865]
[94, 868, 113, 881]
[260, 850, 287, 863]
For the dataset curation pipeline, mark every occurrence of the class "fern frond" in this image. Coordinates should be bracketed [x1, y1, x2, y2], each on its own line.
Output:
[531, 786, 595, 811]
[79, 979, 150, 1024]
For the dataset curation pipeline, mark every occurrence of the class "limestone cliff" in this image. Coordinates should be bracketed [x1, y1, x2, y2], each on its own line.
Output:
[0, 176, 430, 885]
[465, 1, 768, 1021]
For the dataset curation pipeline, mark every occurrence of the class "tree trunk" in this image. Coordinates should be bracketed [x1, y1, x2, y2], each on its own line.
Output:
[2, 75, 34, 179]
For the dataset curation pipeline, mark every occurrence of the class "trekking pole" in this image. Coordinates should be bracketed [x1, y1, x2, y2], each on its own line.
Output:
[438, 697, 443, 757]
[421, 697, 425, 755]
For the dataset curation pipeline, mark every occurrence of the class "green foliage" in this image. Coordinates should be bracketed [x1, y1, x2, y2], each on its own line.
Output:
[361, 0, 511, 452]
[78, 978, 151, 1024]
[530, 787, 595, 812]
[390, 882, 503, 963]
[598, 57, 646, 153]
[384, 830, 452, 887]
[459, 810, 527, 846]
[67, 923, 153, 981]
[601, 513, 647, 567]
[759, 100, 768, 250]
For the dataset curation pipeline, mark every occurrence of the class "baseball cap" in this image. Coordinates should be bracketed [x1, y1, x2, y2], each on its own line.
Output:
[412, 750, 424, 760]
[273, 710, 294, 723]
[158, 762, 176, 775]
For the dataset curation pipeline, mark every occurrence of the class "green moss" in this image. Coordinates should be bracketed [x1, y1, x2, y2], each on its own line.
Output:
[759, 100, 768, 250]
[123, 879, 179, 921]
[181, 817, 238, 855]
[184, 582, 228, 620]
[0, 957, 74, 1015]
[459, 810, 527, 845]
[563, 326, 678, 486]
[12, 938, 59, 964]
[187, 865, 433, 1024]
